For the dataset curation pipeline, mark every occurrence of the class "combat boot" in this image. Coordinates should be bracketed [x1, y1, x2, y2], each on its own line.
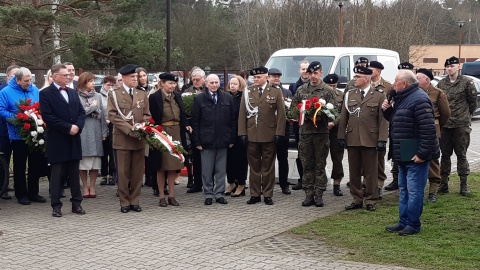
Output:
[333, 184, 343, 196]
[302, 194, 315, 207]
[460, 176, 470, 196]
[438, 177, 449, 194]
[429, 182, 439, 196]
[314, 193, 324, 207]
[292, 181, 303, 190]
[384, 179, 399, 191]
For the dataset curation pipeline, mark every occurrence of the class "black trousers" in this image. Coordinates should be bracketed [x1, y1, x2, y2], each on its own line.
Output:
[0, 135, 12, 165]
[227, 136, 248, 185]
[50, 160, 82, 208]
[11, 140, 42, 199]
[101, 124, 116, 178]
[192, 148, 202, 189]
[293, 122, 304, 183]
[276, 122, 291, 188]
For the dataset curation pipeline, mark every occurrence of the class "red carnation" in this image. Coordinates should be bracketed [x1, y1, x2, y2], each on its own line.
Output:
[311, 97, 319, 103]
[24, 123, 31, 131]
[297, 103, 302, 110]
[148, 118, 155, 125]
[22, 114, 29, 121]
[314, 103, 321, 109]
[33, 103, 39, 109]
[20, 105, 27, 111]
[145, 126, 153, 134]
[305, 103, 311, 110]
[156, 125, 163, 132]
[26, 99, 32, 104]
[17, 113, 24, 120]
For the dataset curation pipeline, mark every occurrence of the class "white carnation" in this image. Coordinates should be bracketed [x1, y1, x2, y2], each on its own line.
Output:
[37, 119, 44, 125]
[31, 131, 38, 137]
[319, 99, 326, 105]
[37, 127, 44, 133]
[326, 103, 334, 110]
[38, 139, 45, 145]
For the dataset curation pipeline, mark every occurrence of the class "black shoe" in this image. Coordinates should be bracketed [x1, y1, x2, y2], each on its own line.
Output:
[129, 205, 142, 212]
[107, 178, 116, 185]
[314, 195, 324, 207]
[438, 182, 449, 194]
[29, 195, 47, 203]
[1, 192, 11, 200]
[378, 188, 383, 199]
[386, 223, 405, 233]
[264, 197, 273, 205]
[398, 226, 420, 236]
[18, 196, 31, 205]
[366, 204, 376, 211]
[216, 197, 228, 204]
[187, 187, 202, 193]
[204, 198, 213, 205]
[246, 196, 261, 204]
[120, 206, 130, 213]
[72, 205, 86, 215]
[427, 193, 437, 203]
[61, 190, 66, 198]
[345, 202, 363, 210]
[302, 195, 315, 207]
[292, 182, 302, 190]
[187, 183, 193, 189]
[281, 186, 291, 195]
[333, 185, 343, 196]
[52, 207, 62, 217]
[100, 177, 108, 185]
[384, 180, 399, 191]
[153, 189, 159, 197]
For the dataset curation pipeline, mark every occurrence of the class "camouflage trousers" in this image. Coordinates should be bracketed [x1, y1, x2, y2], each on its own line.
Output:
[299, 133, 329, 196]
[440, 127, 471, 178]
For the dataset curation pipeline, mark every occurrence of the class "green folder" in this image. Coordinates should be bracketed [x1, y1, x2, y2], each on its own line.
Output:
[399, 139, 419, 162]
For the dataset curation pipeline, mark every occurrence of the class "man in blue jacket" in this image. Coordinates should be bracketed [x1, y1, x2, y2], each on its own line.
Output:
[0, 67, 46, 205]
[382, 70, 439, 236]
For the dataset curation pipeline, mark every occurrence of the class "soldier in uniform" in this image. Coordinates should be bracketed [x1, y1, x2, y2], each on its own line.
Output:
[292, 62, 336, 207]
[238, 66, 286, 205]
[337, 66, 388, 211]
[437, 56, 477, 195]
[416, 68, 450, 202]
[345, 57, 369, 91]
[268, 68, 292, 195]
[108, 64, 151, 213]
[323, 74, 344, 196]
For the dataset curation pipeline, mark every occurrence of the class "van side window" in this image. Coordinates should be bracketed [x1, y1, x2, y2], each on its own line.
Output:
[334, 56, 350, 79]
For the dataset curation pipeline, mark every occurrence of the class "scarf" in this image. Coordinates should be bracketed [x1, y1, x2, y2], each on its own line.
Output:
[79, 89, 101, 119]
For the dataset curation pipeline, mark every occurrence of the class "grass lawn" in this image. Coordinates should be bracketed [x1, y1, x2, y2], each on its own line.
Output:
[291, 173, 480, 270]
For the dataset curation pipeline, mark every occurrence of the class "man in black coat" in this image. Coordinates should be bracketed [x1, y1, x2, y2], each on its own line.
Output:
[40, 64, 86, 217]
[191, 74, 236, 205]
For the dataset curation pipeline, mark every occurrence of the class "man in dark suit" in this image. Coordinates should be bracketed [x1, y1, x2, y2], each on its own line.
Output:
[40, 64, 86, 217]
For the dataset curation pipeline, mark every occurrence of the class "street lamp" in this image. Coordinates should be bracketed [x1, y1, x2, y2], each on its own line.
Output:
[458, 20, 465, 61]
[334, 0, 348, 47]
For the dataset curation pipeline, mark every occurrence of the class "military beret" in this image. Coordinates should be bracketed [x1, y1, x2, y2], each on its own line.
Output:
[398, 62, 414, 70]
[119, 64, 138, 75]
[250, 66, 268, 76]
[353, 66, 373, 75]
[355, 57, 369, 66]
[416, 68, 434, 80]
[444, 56, 460, 67]
[323, 74, 339, 84]
[268, 68, 282, 76]
[159, 72, 178, 82]
[307, 61, 322, 73]
[369, 61, 384, 70]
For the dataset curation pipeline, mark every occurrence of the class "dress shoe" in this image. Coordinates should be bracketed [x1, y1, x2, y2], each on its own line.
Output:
[187, 183, 193, 189]
[333, 185, 343, 196]
[224, 184, 236, 196]
[83, 194, 90, 198]
[204, 198, 213, 205]
[246, 196, 261, 204]
[29, 195, 47, 203]
[231, 185, 245, 197]
[366, 204, 376, 211]
[18, 196, 31, 205]
[159, 198, 167, 207]
[384, 180, 399, 191]
[281, 186, 291, 195]
[61, 190, 66, 198]
[100, 177, 108, 185]
[120, 206, 130, 213]
[345, 202, 363, 210]
[168, 197, 179, 206]
[52, 208, 62, 217]
[438, 182, 449, 194]
[378, 188, 383, 199]
[187, 187, 202, 193]
[1, 192, 11, 200]
[216, 197, 228, 204]
[302, 195, 315, 207]
[292, 182, 302, 190]
[130, 205, 142, 212]
[314, 195, 324, 207]
[153, 189, 160, 197]
[398, 226, 420, 236]
[385, 223, 405, 233]
[427, 193, 437, 203]
[264, 197, 273, 205]
[72, 205, 86, 215]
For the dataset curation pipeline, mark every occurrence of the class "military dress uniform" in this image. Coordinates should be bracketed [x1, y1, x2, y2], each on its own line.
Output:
[238, 74, 286, 205]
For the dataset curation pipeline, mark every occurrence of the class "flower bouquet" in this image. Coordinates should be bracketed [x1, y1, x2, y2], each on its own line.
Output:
[295, 97, 339, 127]
[132, 118, 187, 162]
[8, 99, 46, 152]
[181, 92, 195, 117]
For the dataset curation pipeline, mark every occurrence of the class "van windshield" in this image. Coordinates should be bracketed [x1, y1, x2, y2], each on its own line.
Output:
[266, 56, 334, 85]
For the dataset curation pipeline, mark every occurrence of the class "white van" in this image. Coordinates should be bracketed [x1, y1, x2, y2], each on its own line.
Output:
[265, 47, 400, 89]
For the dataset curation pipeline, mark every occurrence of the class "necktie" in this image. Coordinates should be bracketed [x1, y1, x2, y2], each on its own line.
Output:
[259, 87, 263, 96]
[129, 88, 133, 99]
[59, 87, 67, 91]
[361, 90, 365, 100]
[212, 93, 217, 105]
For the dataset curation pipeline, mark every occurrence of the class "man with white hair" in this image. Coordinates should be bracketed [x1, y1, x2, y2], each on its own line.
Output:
[0, 67, 46, 205]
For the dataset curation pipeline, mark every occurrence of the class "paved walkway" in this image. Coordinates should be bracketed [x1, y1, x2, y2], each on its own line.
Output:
[0, 116, 479, 270]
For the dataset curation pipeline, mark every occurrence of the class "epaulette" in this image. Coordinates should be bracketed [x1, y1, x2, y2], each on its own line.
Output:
[375, 89, 384, 93]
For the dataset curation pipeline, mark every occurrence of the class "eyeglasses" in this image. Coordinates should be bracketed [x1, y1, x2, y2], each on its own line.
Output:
[192, 78, 203, 82]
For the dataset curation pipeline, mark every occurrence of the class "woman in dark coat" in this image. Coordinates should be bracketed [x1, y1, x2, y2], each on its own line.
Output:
[148, 73, 191, 207]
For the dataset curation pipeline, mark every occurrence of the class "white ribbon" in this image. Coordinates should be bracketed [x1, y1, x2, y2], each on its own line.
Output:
[111, 91, 134, 124]
[243, 87, 259, 126]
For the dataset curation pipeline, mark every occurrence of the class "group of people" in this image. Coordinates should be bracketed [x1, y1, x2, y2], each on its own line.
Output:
[0, 56, 476, 236]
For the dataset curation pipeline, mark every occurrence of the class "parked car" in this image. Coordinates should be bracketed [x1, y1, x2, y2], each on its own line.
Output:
[432, 75, 480, 116]
[461, 61, 480, 80]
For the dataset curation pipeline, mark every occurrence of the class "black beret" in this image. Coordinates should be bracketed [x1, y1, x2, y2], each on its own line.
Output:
[119, 64, 138, 75]
[355, 57, 369, 66]
[416, 68, 434, 80]
[323, 74, 339, 84]
[307, 61, 322, 73]
[159, 72, 178, 82]
[353, 66, 373, 75]
[369, 61, 384, 70]
[268, 68, 282, 76]
[444, 56, 459, 67]
[398, 62, 414, 70]
[250, 66, 268, 75]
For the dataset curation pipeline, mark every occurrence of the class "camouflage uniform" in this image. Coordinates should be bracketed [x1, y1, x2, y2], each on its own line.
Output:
[437, 75, 477, 193]
[292, 82, 335, 201]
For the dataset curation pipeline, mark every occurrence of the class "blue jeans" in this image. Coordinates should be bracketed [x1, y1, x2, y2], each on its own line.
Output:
[398, 161, 430, 232]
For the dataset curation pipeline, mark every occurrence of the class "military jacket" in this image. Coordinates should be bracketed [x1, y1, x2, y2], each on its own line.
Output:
[372, 77, 393, 98]
[437, 75, 477, 128]
[291, 82, 336, 134]
[337, 87, 388, 147]
[345, 79, 355, 91]
[331, 88, 344, 129]
[423, 84, 451, 138]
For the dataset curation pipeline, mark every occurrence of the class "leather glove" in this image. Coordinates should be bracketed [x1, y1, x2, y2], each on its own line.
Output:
[275, 135, 282, 143]
[240, 135, 248, 144]
[338, 139, 347, 149]
[376, 141, 387, 152]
